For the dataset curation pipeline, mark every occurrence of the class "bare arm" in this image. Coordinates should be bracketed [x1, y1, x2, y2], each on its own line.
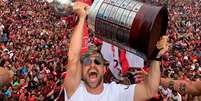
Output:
[160, 78, 201, 96]
[134, 36, 168, 101]
[63, 2, 89, 98]
[0, 68, 13, 84]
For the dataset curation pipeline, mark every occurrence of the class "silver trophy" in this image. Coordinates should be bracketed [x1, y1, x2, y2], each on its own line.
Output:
[47, 0, 168, 60]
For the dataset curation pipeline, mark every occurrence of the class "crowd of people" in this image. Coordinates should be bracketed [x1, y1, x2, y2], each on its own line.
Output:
[160, 0, 200, 100]
[0, 0, 76, 100]
[0, 0, 200, 101]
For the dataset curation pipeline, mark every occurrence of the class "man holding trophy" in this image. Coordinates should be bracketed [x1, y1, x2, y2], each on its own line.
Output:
[63, 1, 169, 101]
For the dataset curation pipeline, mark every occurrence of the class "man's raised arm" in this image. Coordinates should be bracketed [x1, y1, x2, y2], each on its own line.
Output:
[63, 2, 89, 98]
[134, 36, 169, 101]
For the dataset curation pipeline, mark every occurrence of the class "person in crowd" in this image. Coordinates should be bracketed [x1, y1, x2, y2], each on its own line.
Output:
[160, 78, 201, 96]
[0, 68, 13, 85]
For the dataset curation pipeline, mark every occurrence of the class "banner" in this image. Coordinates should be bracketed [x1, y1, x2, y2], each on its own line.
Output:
[78, 0, 93, 5]
[101, 41, 144, 79]
[78, 0, 93, 56]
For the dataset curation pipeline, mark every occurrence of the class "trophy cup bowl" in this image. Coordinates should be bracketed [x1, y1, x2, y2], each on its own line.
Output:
[47, 0, 168, 60]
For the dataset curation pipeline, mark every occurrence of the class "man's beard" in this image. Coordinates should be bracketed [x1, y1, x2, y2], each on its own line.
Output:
[83, 72, 103, 89]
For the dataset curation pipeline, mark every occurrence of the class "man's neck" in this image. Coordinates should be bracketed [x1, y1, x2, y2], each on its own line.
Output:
[85, 82, 104, 95]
